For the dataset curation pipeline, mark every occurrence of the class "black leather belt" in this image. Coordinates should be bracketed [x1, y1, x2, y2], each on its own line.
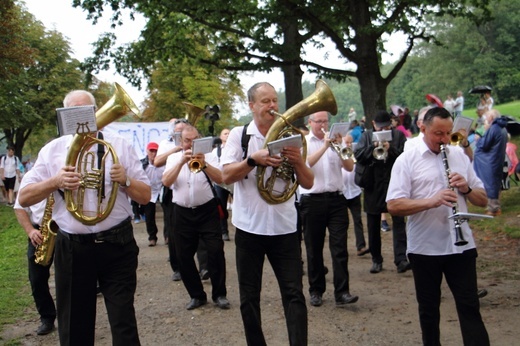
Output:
[60, 217, 133, 245]
[301, 191, 343, 198]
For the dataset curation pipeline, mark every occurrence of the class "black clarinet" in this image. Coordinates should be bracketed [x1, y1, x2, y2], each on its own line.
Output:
[440, 144, 468, 246]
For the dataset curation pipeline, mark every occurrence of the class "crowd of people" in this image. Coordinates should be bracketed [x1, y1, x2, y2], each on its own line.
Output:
[4, 84, 518, 346]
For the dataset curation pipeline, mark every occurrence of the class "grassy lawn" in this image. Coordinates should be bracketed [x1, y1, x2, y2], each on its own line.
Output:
[0, 205, 33, 335]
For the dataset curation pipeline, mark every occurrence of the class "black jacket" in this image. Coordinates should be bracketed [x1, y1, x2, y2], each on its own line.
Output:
[354, 128, 406, 214]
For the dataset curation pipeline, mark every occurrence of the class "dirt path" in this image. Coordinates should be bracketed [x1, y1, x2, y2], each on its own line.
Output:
[3, 209, 520, 345]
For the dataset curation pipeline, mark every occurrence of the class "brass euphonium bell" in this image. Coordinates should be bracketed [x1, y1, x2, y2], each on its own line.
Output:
[257, 80, 338, 204]
[65, 83, 141, 225]
[182, 102, 206, 126]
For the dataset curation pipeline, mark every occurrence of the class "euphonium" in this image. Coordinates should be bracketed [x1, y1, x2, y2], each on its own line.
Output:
[34, 194, 59, 266]
[257, 80, 338, 204]
[65, 83, 140, 225]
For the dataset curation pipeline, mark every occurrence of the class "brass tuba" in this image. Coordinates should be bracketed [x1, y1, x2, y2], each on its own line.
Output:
[257, 80, 337, 204]
[34, 194, 59, 266]
[65, 83, 140, 225]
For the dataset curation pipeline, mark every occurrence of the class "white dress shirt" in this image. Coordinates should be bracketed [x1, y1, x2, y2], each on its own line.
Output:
[386, 140, 484, 255]
[299, 132, 344, 195]
[20, 133, 150, 234]
[220, 122, 297, 236]
[342, 165, 362, 199]
[165, 151, 218, 208]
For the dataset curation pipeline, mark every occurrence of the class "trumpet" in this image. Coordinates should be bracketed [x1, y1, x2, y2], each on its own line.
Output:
[450, 132, 465, 146]
[440, 144, 468, 246]
[322, 128, 354, 160]
[373, 141, 388, 161]
[188, 157, 204, 173]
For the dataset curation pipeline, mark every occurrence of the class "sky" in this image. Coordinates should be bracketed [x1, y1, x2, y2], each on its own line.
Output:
[23, 0, 406, 115]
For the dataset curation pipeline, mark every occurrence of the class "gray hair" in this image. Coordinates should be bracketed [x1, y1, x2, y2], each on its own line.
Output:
[63, 90, 96, 107]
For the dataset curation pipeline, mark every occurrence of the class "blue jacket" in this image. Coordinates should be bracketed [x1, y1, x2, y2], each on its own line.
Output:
[473, 116, 508, 198]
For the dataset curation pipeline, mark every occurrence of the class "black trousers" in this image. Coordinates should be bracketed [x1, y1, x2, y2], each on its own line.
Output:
[235, 228, 307, 346]
[172, 199, 226, 301]
[54, 227, 140, 346]
[345, 194, 366, 251]
[143, 201, 158, 241]
[162, 188, 180, 272]
[214, 184, 230, 234]
[366, 212, 407, 265]
[300, 193, 351, 297]
[27, 239, 56, 324]
[408, 249, 489, 346]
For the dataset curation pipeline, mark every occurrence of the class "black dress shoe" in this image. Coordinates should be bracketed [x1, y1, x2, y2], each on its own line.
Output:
[37, 322, 55, 335]
[336, 293, 358, 306]
[370, 262, 382, 274]
[477, 288, 488, 298]
[222, 233, 230, 241]
[214, 296, 230, 309]
[397, 260, 411, 273]
[186, 298, 207, 310]
[172, 271, 182, 281]
[310, 292, 323, 307]
[199, 269, 210, 280]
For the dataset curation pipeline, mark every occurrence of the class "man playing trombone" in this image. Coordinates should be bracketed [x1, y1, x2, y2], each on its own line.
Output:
[386, 107, 489, 346]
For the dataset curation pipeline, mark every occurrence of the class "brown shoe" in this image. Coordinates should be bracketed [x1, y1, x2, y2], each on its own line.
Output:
[486, 210, 501, 217]
[357, 248, 370, 256]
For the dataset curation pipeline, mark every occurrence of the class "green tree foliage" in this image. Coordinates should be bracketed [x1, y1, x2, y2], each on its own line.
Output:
[388, 0, 519, 114]
[0, 0, 33, 80]
[0, 4, 84, 158]
[74, 0, 492, 127]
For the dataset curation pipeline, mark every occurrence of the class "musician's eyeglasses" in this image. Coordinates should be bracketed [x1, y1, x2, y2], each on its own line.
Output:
[310, 119, 329, 124]
[174, 119, 189, 125]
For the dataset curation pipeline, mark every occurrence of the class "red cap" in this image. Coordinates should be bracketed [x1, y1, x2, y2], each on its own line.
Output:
[147, 142, 159, 151]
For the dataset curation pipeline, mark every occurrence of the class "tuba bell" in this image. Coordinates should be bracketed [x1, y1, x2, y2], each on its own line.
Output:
[64, 83, 140, 225]
[257, 80, 337, 204]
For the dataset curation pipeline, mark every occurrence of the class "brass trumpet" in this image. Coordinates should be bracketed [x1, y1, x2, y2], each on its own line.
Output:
[373, 142, 388, 161]
[322, 128, 354, 161]
[450, 132, 465, 146]
[188, 157, 204, 173]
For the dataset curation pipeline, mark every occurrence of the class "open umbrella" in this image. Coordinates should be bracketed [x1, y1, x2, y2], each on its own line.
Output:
[469, 85, 492, 94]
[390, 105, 404, 116]
[425, 94, 443, 108]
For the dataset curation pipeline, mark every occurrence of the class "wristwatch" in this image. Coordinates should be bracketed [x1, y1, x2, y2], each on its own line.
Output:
[247, 156, 257, 167]
[123, 176, 131, 188]
[461, 186, 472, 195]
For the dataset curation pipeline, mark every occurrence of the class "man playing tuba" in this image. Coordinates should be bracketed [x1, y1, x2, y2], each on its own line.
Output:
[221, 82, 314, 345]
[19, 89, 150, 346]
